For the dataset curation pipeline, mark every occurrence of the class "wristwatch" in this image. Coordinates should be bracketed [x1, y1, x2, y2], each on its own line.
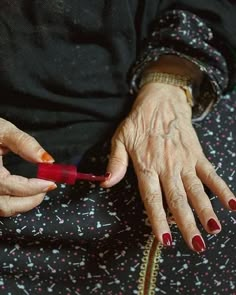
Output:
[139, 72, 194, 106]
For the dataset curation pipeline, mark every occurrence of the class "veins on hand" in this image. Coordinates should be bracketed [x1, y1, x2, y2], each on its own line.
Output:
[160, 117, 179, 139]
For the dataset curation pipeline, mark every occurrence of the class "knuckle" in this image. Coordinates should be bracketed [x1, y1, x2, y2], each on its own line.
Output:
[143, 191, 162, 205]
[14, 131, 40, 157]
[0, 180, 12, 196]
[218, 184, 230, 197]
[206, 169, 219, 184]
[0, 177, 19, 196]
[160, 170, 176, 181]
[0, 177, 29, 197]
[186, 182, 203, 196]
[153, 212, 167, 224]
[14, 131, 32, 151]
[138, 165, 155, 177]
[168, 191, 186, 209]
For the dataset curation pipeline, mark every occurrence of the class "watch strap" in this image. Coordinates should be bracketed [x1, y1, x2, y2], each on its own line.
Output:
[139, 72, 194, 106]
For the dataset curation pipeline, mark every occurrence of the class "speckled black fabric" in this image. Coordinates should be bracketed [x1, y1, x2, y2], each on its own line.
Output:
[0, 89, 235, 295]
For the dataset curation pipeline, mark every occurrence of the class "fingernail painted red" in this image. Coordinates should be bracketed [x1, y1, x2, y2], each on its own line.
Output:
[228, 199, 236, 210]
[192, 235, 206, 252]
[46, 184, 57, 192]
[162, 233, 172, 247]
[105, 172, 111, 179]
[207, 218, 220, 231]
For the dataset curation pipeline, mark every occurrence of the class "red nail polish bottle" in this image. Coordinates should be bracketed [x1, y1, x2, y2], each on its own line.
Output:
[37, 163, 109, 184]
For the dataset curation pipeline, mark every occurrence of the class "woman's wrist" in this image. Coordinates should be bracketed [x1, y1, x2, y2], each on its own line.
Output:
[142, 54, 203, 87]
[138, 55, 204, 110]
[135, 83, 192, 118]
[139, 72, 194, 107]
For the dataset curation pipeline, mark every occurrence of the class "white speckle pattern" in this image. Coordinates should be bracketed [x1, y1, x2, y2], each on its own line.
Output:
[0, 91, 235, 294]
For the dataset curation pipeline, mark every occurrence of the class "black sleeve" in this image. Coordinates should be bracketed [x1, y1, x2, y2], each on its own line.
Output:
[131, 1, 236, 121]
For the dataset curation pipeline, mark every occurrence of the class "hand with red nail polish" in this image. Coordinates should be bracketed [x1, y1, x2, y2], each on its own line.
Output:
[101, 78, 235, 252]
[0, 118, 57, 217]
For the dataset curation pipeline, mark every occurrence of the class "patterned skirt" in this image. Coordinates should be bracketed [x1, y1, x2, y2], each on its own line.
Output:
[0, 91, 235, 295]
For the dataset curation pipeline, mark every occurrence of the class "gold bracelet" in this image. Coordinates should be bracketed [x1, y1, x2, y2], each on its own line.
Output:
[139, 72, 194, 107]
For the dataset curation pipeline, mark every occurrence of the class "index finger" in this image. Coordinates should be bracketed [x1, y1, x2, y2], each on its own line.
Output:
[0, 118, 54, 163]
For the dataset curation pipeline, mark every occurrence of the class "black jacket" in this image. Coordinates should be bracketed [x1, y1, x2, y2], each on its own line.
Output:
[0, 0, 235, 159]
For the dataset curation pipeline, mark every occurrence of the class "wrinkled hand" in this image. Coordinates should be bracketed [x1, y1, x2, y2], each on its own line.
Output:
[102, 84, 236, 252]
[0, 118, 56, 217]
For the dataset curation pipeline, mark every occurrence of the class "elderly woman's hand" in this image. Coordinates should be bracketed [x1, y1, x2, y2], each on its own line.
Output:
[0, 118, 56, 217]
[102, 83, 236, 252]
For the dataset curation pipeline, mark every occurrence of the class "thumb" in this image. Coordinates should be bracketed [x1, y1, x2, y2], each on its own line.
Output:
[0, 118, 54, 163]
[101, 139, 129, 188]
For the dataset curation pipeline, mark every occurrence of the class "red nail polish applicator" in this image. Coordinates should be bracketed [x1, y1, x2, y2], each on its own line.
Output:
[37, 163, 109, 184]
